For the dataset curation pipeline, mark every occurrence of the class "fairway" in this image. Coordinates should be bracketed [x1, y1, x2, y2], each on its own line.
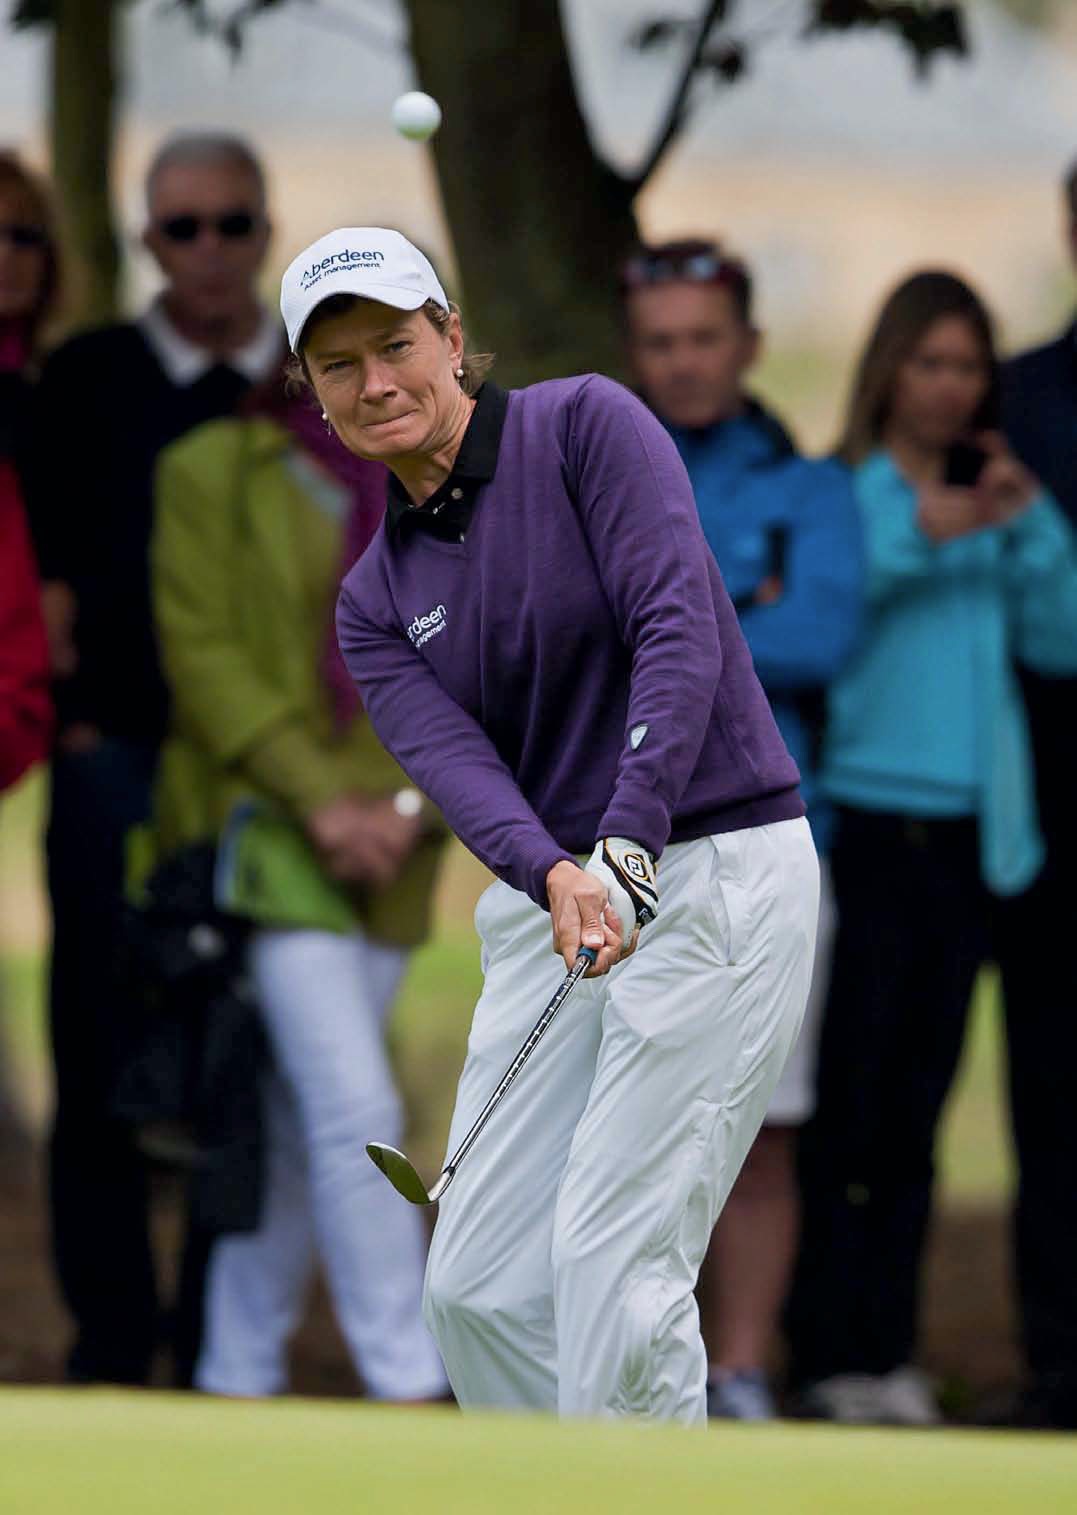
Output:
[1, 1392, 1075, 1515]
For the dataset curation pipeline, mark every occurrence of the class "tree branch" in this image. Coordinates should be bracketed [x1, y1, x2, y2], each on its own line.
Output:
[628, 0, 728, 196]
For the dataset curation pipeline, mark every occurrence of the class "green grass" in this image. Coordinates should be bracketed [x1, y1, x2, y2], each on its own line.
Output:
[1, 1390, 1074, 1515]
[0, 951, 48, 1108]
[390, 922, 485, 1177]
[939, 972, 1014, 1204]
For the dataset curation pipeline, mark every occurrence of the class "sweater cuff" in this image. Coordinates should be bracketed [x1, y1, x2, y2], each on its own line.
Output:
[598, 781, 671, 862]
[523, 839, 578, 912]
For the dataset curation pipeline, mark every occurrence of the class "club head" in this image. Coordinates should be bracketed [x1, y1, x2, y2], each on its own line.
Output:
[366, 1142, 433, 1205]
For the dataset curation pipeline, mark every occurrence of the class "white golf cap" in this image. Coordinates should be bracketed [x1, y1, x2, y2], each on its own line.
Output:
[280, 226, 449, 352]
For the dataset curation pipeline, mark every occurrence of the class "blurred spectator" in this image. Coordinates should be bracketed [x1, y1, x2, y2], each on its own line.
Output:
[0, 469, 50, 1154]
[0, 150, 57, 1143]
[0, 150, 55, 786]
[0, 461, 51, 794]
[1003, 161, 1077, 524]
[993, 160, 1077, 1429]
[0, 150, 59, 465]
[149, 366, 448, 1400]
[620, 239, 864, 1419]
[786, 270, 1077, 1426]
[21, 132, 281, 1386]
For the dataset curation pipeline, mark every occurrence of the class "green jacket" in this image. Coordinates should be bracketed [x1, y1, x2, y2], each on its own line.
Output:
[145, 416, 443, 948]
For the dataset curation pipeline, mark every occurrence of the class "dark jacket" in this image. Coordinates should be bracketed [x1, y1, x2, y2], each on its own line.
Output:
[1003, 322, 1077, 527]
[1002, 320, 1077, 851]
[22, 325, 253, 746]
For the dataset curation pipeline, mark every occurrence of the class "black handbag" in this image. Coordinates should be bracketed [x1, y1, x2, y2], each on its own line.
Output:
[113, 842, 267, 1234]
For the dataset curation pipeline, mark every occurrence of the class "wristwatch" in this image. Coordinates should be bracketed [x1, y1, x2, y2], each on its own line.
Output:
[392, 787, 424, 819]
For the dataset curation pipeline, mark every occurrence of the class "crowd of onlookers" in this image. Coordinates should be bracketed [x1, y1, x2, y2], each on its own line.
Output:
[1, 131, 1075, 1430]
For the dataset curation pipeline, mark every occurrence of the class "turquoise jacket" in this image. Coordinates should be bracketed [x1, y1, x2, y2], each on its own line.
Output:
[822, 450, 1077, 895]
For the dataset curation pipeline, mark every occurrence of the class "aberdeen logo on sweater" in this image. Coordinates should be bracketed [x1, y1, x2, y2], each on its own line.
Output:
[406, 603, 447, 649]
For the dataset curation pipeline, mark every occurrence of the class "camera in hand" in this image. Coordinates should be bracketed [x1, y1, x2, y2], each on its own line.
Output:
[944, 440, 988, 488]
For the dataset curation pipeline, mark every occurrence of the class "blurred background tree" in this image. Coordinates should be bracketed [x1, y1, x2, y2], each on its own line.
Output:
[993, 0, 1057, 22]
[11, 0, 122, 327]
[11, 0, 970, 377]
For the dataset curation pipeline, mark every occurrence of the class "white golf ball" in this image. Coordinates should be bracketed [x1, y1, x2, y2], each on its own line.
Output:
[391, 91, 442, 142]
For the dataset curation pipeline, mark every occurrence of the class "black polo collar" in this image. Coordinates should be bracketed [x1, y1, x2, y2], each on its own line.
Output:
[386, 381, 509, 539]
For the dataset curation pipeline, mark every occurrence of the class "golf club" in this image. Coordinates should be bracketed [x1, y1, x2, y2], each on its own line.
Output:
[367, 945, 597, 1204]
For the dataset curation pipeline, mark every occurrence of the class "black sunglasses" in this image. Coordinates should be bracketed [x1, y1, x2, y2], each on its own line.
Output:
[157, 210, 259, 244]
[0, 223, 48, 250]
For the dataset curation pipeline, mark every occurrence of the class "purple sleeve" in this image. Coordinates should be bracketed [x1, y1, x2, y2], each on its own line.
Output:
[336, 579, 574, 908]
[567, 376, 723, 855]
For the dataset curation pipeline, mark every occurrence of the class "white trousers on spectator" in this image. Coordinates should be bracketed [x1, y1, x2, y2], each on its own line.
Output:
[423, 818, 818, 1422]
[196, 928, 447, 1401]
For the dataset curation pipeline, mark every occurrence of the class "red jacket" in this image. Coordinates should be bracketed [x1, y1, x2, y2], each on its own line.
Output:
[0, 459, 52, 791]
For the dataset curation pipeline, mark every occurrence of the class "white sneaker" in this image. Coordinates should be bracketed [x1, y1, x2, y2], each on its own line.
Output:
[799, 1366, 940, 1427]
[874, 1365, 941, 1427]
[797, 1373, 890, 1424]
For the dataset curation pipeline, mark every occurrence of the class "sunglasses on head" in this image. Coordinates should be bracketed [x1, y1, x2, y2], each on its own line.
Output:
[0, 223, 48, 251]
[157, 210, 259, 244]
[619, 246, 741, 290]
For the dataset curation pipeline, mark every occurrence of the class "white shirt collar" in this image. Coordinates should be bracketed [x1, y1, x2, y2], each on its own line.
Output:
[137, 296, 282, 387]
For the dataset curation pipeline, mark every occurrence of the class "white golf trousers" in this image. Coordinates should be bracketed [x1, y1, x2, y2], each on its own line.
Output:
[424, 818, 818, 1422]
[196, 928, 447, 1401]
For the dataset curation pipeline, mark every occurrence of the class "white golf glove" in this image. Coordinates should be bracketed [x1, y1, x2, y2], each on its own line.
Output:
[585, 837, 659, 955]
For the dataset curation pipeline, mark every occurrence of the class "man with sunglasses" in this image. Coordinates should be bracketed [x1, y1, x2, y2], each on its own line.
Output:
[23, 132, 281, 1389]
[620, 239, 863, 1422]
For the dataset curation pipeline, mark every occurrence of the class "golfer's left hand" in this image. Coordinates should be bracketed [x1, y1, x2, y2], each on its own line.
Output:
[546, 860, 624, 977]
[586, 837, 659, 950]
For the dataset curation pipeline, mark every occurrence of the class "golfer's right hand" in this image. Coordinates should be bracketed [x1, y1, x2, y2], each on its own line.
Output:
[546, 860, 623, 978]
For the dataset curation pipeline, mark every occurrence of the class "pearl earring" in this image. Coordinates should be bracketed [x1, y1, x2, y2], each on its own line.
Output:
[456, 366, 464, 379]
[321, 409, 332, 434]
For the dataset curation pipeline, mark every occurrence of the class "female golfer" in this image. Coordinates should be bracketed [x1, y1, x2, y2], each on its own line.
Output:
[279, 227, 819, 1422]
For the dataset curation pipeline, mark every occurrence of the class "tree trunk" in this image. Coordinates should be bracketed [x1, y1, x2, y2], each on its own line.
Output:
[406, 0, 639, 387]
[50, 0, 120, 329]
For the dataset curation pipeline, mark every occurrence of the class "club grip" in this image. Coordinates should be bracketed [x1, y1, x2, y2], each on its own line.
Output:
[577, 946, 598, 966]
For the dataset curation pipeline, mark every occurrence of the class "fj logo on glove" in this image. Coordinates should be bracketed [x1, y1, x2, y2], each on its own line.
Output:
[624, 852, 650, 883]
[593, 837, 659, 932]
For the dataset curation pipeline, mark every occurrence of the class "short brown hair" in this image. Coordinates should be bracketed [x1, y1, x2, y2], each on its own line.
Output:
[837, 270, 999, 465]
[0, 150, 61, 345]
[293, 294, 494, 396]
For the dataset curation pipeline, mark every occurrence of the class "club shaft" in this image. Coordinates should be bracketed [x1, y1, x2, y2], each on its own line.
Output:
[440, 949, 594, 1184]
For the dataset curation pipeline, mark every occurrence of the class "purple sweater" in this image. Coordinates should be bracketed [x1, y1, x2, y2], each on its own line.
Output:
[337, 375, 802, 907]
